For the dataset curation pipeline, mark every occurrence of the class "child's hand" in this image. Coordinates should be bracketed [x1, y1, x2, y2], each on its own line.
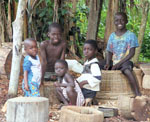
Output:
[112, 63, 121, 70]
[104, 64, 110, 70]
[79, 80, 88, 88]
[25, 84, 29, 91]
[79, 82, 84, 88]
[50, 75, 57, 81]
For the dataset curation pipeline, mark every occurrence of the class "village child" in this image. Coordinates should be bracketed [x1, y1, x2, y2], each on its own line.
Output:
[104, 12, 141, 96]
[77, 40, 102, 105]
[22, 38, 41, 97]
[54, 60, 85, 106]
[40, 23, 66, 82]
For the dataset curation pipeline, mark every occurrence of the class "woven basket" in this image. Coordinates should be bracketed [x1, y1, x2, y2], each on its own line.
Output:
[96, 70, 135, 101]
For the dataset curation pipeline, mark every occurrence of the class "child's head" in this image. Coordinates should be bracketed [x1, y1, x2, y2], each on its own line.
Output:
[48, 23, 63, 45]
[54, 60, 68, 77]
[83, 40, 97, 61]
[24, 38, 38, 58]
[114, 12, 128, 31]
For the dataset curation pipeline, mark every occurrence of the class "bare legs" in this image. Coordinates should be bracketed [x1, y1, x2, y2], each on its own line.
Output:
[66, 87, 77, 105]
[55, 87, 68, 105]
[123, 69, 141, 96]
[55, 86, 77, 105]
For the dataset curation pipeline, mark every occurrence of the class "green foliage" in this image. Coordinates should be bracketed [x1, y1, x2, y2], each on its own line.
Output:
[139, 20, 150, 62]
[76, 1, 89, 38]
[24, 0, 150, 62]
[126, 0, 150, 63]
[75, 0, 150, 62]
[33, 0, 53, 42]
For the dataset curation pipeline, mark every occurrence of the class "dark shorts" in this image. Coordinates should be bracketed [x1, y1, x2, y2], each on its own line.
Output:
[118, 61, 133, 72]
[81, 88, 96, 99]
[99, 60, 133, 72]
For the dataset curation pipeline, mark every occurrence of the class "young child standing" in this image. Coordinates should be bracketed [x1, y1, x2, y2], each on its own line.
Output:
[76, 40, 101, 105]
[104, 12, 141, 96]
[40, 23, 66, 82]
[22, 38, 41, 97]
[54, 60, 84, 106]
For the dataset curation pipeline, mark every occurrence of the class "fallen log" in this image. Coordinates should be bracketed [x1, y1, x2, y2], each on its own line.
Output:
[0, 43, 12, 76]
[0, 42, 24, 81]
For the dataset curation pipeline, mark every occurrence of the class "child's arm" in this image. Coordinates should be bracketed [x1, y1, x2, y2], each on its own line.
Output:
[24, 71, 29, 91]
[104, 51, 113, 70]
[79, 80, 88, 88]
[54, 73, 75, 88]
[23, 56, 32, 91]
[112, 47, 135, 70]
[60, 42, 66, 60]
[77, 63, 101, 88]
[40, 42, 47, 82]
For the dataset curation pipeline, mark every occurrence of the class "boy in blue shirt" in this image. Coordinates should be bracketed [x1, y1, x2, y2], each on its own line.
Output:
[104, 12, 141, 96]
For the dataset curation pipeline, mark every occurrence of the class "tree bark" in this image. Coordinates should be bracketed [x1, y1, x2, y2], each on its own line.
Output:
[104, 0, 119, 46]
[8, 0, 27, 97]
[24, 10, 28, 40]
[53, 0, 59, 22]
[7, 0, 13, 41]
[133, 1, 150, 63]
[86, 0, 103, 40]
[0, 1, 6, 46]
[12, 0, 18, 20]
[69, 0, 78, 54]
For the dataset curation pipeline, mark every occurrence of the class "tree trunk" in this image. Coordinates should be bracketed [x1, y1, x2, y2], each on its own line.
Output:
[7, 97, 49, 122]
[53, 0, 59, 22]
[104, 0, 119, 46]
[133, 1, 150, 63]
[7, 0, 13, 41]
[0, 1, 6, 46]
[86, 0, 103, 40]
[8, 0, 27, 97]
[12, 0, 18, 20]
[24, 10, 28, 40]
[69, 0, 78, 54]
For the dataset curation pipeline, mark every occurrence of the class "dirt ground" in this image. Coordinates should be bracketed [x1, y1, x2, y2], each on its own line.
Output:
[0, 75, 139, 122]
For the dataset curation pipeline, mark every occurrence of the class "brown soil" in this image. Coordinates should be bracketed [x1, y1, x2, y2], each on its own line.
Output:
[0, 75, 139, 122]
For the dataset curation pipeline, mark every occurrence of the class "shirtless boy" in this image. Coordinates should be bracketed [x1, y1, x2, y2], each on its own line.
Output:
[40, 23, 66, 81]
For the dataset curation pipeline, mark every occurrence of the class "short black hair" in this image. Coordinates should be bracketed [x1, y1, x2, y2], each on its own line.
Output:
[24, 38, 36, 49]
[48, 22, 63, 32]
[55, 59, 68, 69]
[84, 39, 98, 50]
[115, 12, 128, 23]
